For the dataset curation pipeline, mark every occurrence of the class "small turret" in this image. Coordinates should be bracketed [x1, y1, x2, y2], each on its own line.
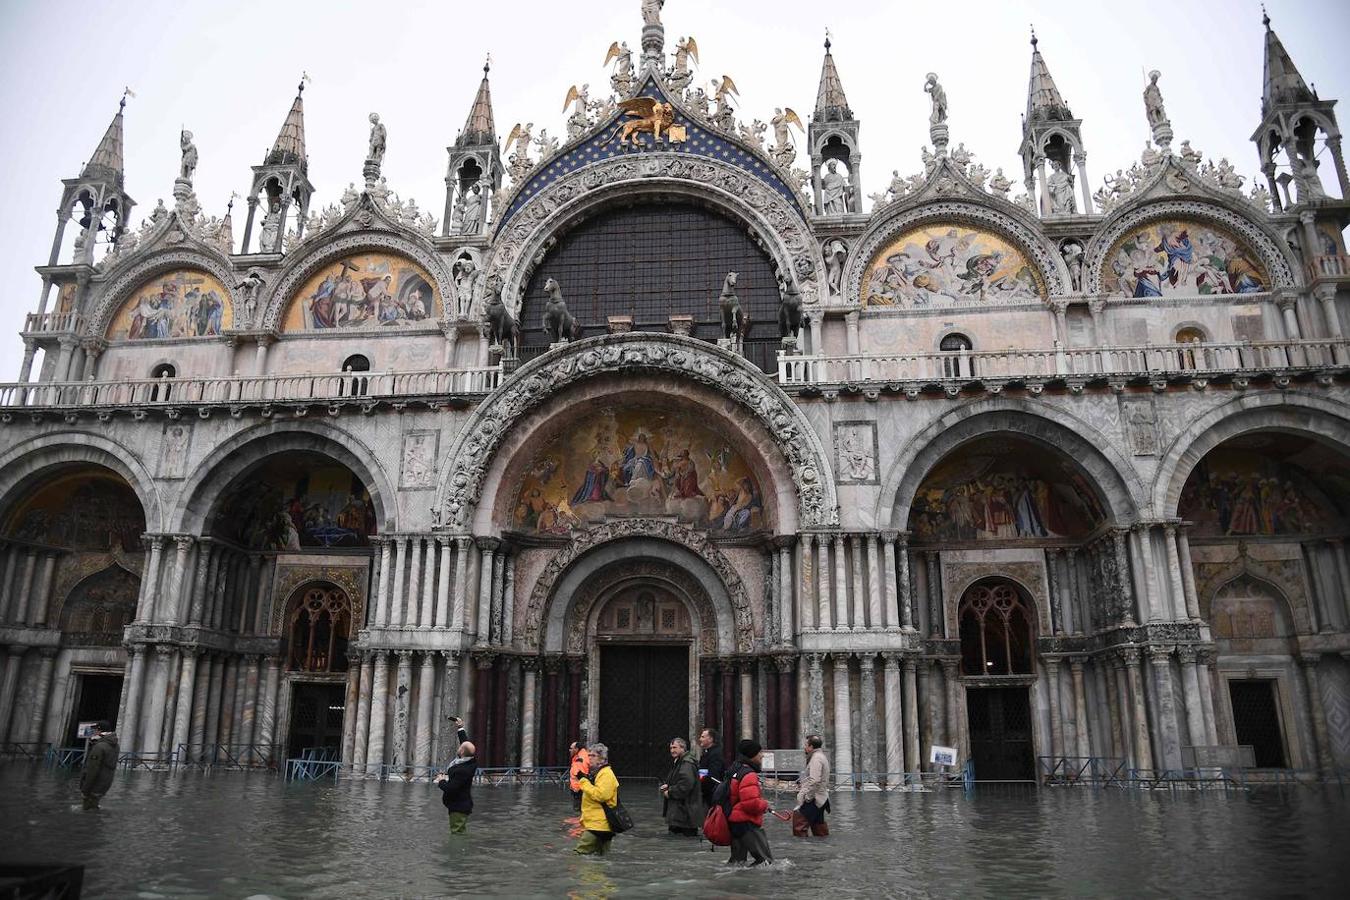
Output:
[1018, 29, 1092, 216]
[444, 58, 504, 238]
[808, 34, 862, 216]
[241, 78, 315, 254]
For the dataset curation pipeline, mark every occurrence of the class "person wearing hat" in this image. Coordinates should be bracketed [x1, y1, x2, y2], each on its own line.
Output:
[727, 738, 774, 866]
[78, 720, 119, 810]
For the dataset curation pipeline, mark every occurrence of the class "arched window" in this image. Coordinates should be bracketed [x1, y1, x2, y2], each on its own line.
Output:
[341, 354, 371, 397]
[940, 333, 974, 378]
[287, 584, 353, 673]
[149, 363, 176, 401]
[1174, 326, 1206, 370]
[959, 581, 1034, 675]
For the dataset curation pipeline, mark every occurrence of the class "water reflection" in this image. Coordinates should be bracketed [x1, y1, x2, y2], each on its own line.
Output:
[1, 767, 1347, 898]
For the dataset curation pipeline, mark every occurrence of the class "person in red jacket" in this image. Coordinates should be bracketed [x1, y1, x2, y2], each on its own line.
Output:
[727, 738, 774, 866]
[568, 741, 590, 812]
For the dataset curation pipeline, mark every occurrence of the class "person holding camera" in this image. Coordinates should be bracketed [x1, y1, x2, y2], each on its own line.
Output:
[433, 716, 476, 835]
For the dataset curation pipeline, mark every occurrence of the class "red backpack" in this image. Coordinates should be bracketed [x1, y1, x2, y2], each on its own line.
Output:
[701, 765, 741, 846]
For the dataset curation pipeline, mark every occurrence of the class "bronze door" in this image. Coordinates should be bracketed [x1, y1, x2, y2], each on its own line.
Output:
[966, 686, 1035, 781]
[598, 645, 689, 778]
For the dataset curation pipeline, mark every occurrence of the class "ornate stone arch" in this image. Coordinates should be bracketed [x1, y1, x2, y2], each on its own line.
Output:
[268, 569, 368, 640]
[877, 398, 1147, 530]
[1152, 393, 1350, 518]
[258, 228, 456, 332]
[169, 419, 397, 535]
[485, 154, 823, 309]
[1198, 561, 1308, 636]
[1083, 198, 1299, 294]
[524, 519, 756, 654]
[0, 431, 162, 531]
[566, 557, 721, 656]
[845, 198, 1069, 302]
[435, 332, 838, 530]
[85, 246, 239, 340]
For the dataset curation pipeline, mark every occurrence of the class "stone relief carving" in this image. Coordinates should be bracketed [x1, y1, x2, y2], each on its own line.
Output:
[563, 556, 720, 654]
[833, 421, 878, 485]
[1123, 398, 1159, 457]
[436, 333, 838, 530]
[400, 430, 438, 490]
[520, 517, 755, 653]
[158, 422, 192, 479]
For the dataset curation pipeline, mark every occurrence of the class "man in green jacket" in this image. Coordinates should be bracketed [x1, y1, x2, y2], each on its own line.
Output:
[79, 721, 119, 810]
[660, 737, 704, 836]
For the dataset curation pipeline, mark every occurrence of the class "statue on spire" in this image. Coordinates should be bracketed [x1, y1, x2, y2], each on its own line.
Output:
[179, 129, 198, 182]
[642, 0, 664, 27]
[367, 113, 387, 165]
[1142, 70, 1174, 151]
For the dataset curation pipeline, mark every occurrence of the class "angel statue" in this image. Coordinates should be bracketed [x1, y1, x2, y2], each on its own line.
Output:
[924, 73, 947, 125]
[563, 84, 592, 139]
[669, 36, 699, 90]
[641, 0, 664, 27]
[605, 41, 635, 93]
[504, 122, 535, 183]
[769, 108, 803, 167]
[710, 76, 739, 132]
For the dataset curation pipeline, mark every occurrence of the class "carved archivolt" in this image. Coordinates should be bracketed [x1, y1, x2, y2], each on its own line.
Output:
[86, 247, 239, 340]
[521, 518, 755, 653]
[1083, 199, 1297, 293]
[486, 154, 823, 308]
[259, 229, 456, 332]
[269, 563, 370, 638]
[943, 562, 1050, 635]
[845, 199, 1068, 302]
[435, 332, 839, 529]
[1194, 554, 1310, 634]
[563, 556, 720, 655]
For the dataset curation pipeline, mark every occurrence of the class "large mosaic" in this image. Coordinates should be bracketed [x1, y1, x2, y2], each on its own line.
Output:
[284, 253, 440, 331]
[1103, 219, 1267, 297]
[863, 225, 1043, 307]
[213, 453, 376, 550]
[3, 472, 145, 552]
[108, 270, 231, 339]
[909, 437, 1103, 542]
[1178, 435, 1345, 537]
[511, 405, 767, 534]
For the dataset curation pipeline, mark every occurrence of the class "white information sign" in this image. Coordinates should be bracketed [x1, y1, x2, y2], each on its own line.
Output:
[930, 745, 958, 767]
[77, 721, 101, 739]
[761, 751, 776, 770]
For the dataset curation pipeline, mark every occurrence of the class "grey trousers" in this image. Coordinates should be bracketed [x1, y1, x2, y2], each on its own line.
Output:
[729, 826, 773, 865]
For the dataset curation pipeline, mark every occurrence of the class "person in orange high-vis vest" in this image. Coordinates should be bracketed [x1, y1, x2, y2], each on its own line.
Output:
[569, 741, 590, 812]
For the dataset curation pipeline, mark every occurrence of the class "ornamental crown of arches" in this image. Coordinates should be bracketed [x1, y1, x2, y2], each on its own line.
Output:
[46, 3, 1333, 349]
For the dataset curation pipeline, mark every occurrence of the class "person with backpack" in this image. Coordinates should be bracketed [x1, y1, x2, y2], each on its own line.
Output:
[574, 742, 620, 855]
[726, 738, 774, 867]
[792, 733, 831, 837]
[433, 717, 476, 834]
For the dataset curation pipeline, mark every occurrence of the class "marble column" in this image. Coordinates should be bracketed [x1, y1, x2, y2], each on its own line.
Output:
[366, 651, 389, 774]
[902, 658, 920, 774]
[1162, 526, 1187, 621]
[777, 539, 794, 644]
[0, 545, 18, 623]
[917, 661, 934, 771]
[351, 652, 374, 771]
[201, 654, 224, 757]
[1044, 658, 1064, 760]
[1122, 650, 1154, 771]
[865, 536, 883, 630]
[188, 544, 212, 626]
[439, 651, 463, 762]
[833, 536, 848, 629]
[1113, 530, 1136, 627]
[848, 537, 865, 631]
[391, 538, 409, 627]
[739, 665, 754, 739]
[1196, 650, 1219, 745]
[238, 656, 261, 750]
[1069, 657, 1090, 759]
[1147, 646, 1181, 771]
[881, 655, 903, 779]
[502, 549, 516, 645]
[816, 537, 833, 630]
[30, 552, 58, 627]
[165, 537, 193, 624]
[392, 650, 413, 769]
[941, 659, 964, 763]
[1299, 654, 1333, 773]
[136, 537, 165, 623]
[254, 656, 283, 762]
[521, 661, 539, 769]
[407, 539, 425, 627]
[1046, 551, 1064, 635]
[25, 649, 58, 745]
[170, 648, 201, 756]
[9, 549, 37, 624]
[799, 534, 816, 631]
[832, 655, 853, 776]
[1106, 659, 1128, 764]
[880, 533, 899, 631]
[926, 552, 942, 637]
[452, 538, 471, 631]
[858, 655, 878, 778]
[898, 536, 915, 632]
[435, 538, 452, 628]
[476, 539, 499, 641]
[375, 539, 393, 626]
[1176, 528, 1201, 621]
[0, 646, 27, 744]
[806, 654, 825, 736]
[1177, 647, 1206, 756]
[188, 650, 212, 753]
[423, 539, 440, 629]
[144, 646, 175, 756]
[414, 652, 436, 770]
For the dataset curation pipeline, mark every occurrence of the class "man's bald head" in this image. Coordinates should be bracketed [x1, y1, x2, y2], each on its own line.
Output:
[460, 741, 475, 757]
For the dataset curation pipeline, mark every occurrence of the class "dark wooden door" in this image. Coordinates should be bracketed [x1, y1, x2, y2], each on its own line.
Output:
[287, 683, 346, 760]
[599, 645, 689, 778]
[1229, 680, 1287, 768]
[966, 686, 1034, 781]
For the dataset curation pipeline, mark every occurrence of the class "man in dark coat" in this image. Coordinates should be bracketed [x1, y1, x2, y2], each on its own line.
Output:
[660, 737, 704, 836]
[697, 727, 727, 808]
[434, 717, 476, 834]
[79, 721, 118, 810]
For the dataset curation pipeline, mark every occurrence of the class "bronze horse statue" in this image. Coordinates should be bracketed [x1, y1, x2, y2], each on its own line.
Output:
[777, 272, 809, 341]
[718, 271, 750, 340]
[484, 279, 519, 356]
[542, 277, 581, 343]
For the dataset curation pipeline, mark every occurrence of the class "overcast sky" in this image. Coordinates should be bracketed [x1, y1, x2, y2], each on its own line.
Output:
[1, 0, 1347, 378]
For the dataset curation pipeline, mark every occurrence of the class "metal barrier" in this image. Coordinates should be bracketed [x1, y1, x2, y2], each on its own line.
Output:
[0, 742, 51, 762]
[176, 743, 278, 771]
[1038, 756, 1131, 786]
[118, 751, 179, 770]
[46, 746, 88, 769]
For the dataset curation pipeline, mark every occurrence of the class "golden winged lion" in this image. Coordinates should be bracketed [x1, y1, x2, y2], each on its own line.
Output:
[607, 97, 676, 148]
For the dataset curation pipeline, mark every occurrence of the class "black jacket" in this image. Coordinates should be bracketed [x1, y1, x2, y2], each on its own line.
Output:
[80, 733, 119, 796]
[437, 727, 475, 814]
[697, 744, 727, 806]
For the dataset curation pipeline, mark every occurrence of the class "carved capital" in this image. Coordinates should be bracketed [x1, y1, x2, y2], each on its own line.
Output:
[1176, 645, 1198, 665]
[1147, 645, 1173, 664]
[1119, 647, 1142, 667]
[858, 654, 876, 674]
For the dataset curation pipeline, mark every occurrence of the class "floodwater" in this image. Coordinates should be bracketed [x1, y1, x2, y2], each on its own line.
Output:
[1, 766, 1346, 899]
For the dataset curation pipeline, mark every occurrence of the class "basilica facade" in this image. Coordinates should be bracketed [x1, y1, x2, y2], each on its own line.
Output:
[1, 7, 1348, 782]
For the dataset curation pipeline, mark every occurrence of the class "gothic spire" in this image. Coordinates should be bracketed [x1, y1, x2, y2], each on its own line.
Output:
[459, 57, 497, 147]
[268, 78, 308, 168]
[1026, 28, 1072, 122]
[1261, 9, 1315, 115]
[813, 33, 853, 123]
[82, 93, 127, 183]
